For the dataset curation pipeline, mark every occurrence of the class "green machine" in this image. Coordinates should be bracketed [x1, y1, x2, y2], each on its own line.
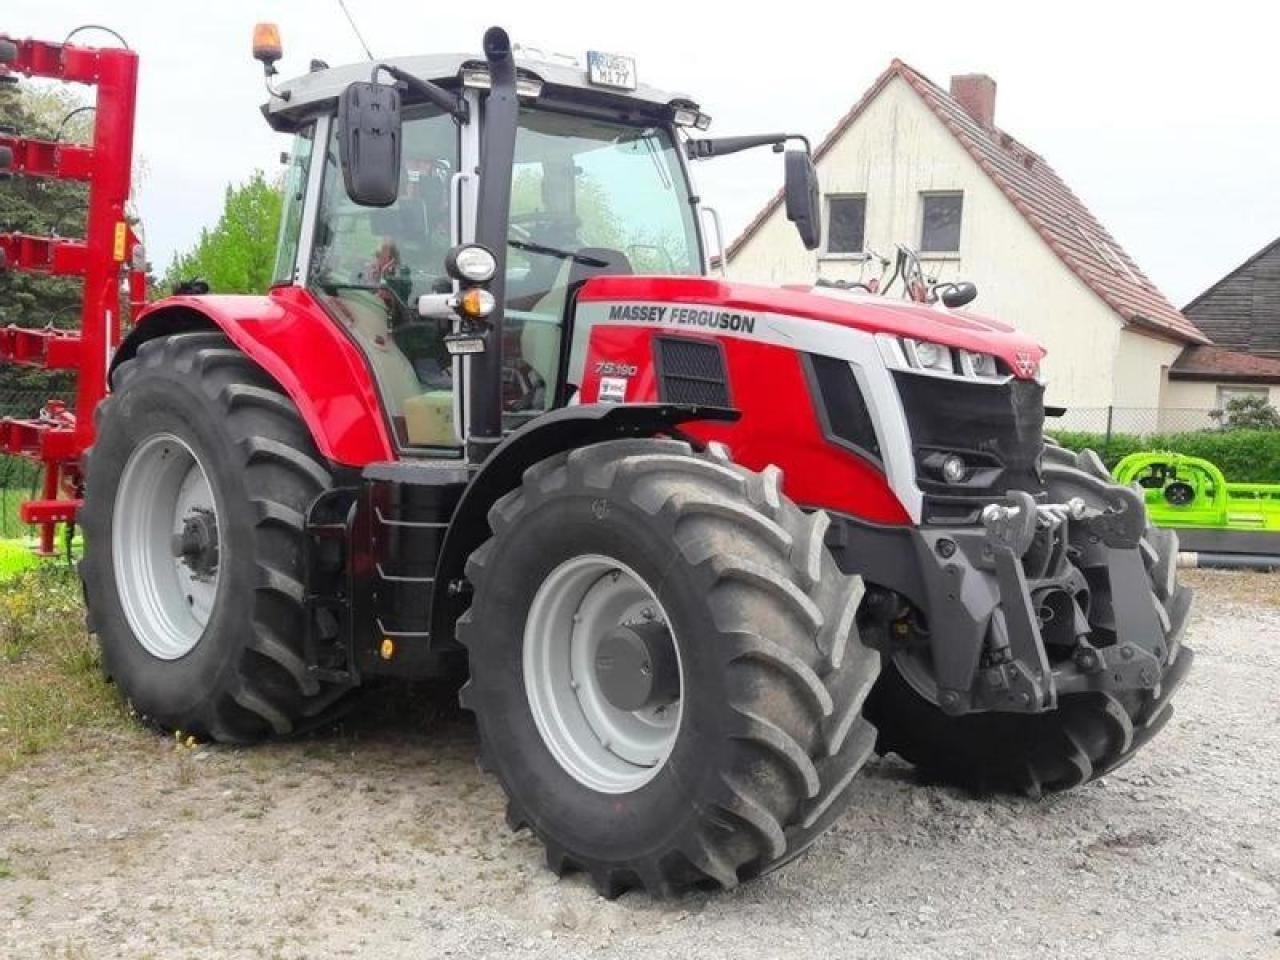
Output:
[1114, 452, 1280, 557]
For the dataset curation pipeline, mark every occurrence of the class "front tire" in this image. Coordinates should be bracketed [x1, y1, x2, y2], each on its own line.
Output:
[458, 439, 881, 897]
[80, 332, 347, 742]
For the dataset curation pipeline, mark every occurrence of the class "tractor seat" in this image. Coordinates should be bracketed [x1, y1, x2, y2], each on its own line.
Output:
[523, 247, 632, 393]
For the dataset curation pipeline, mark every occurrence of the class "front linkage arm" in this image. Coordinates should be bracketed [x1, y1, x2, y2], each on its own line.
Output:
[844, 475, 1175, 717]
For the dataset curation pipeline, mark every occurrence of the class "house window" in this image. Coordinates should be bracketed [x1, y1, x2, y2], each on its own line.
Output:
[1217, 385, 1268, 407]
[825, 195, 866, 255]
[921, 192, 963, 252]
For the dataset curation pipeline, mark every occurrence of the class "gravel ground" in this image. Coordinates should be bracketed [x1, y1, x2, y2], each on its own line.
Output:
[1, 569, 1277, 960]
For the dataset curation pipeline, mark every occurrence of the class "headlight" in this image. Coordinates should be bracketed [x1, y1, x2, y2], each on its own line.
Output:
[961, 349, 1000, 378]
[906, 339, 955, 374]
[877, 334, 1014, 382]
[446, 243, 498, 284]
[941, 454, 967, 484]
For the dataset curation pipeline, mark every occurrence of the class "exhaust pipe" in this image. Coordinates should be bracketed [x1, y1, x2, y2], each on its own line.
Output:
[466, 26, 517, 464]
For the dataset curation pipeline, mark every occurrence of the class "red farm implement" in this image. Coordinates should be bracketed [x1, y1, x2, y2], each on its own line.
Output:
[0, 31, 146, 554]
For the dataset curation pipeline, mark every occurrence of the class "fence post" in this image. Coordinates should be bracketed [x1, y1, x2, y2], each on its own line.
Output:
[1104, 406, 1114, 458]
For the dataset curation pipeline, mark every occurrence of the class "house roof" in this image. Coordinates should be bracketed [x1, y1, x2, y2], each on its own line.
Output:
[726, 60, 1207, 345]
[1169, 344, 1280, 384]
[1181, 235, 1280, 357]
[1184, 235, 1280, 312]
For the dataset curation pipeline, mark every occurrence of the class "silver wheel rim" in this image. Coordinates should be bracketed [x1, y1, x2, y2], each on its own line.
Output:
[523, 555, 684, 794]
[112, 433, 221, 660]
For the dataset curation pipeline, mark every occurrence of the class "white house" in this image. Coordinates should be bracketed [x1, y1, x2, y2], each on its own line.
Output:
[726, 61, 1209, 422]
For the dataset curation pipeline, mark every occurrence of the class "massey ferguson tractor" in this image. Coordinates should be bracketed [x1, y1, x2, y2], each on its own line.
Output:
[6, 24, 1194, 897]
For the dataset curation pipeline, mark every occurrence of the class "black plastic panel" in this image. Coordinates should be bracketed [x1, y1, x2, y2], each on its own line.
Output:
[805, 353, 881, 462]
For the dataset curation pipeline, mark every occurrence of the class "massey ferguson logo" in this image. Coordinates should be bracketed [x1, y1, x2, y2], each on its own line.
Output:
[1014, 351, 1038, 377]
[606, 303, 757, 334]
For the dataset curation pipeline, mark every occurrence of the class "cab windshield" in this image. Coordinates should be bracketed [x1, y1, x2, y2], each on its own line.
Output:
[504, 108, 701, 416]
[306, 104, 700, 449]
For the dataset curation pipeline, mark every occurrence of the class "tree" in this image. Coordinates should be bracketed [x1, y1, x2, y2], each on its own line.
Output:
[163, 171, 283, 295]
[1210, 394, 1280, 431]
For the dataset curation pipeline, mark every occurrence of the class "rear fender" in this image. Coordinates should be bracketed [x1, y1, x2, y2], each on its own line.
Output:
[430, 403, 738, 646]
[113, 288, 395, 466]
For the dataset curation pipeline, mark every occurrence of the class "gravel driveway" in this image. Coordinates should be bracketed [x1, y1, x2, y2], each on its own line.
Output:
[1, 569, 1277, 960]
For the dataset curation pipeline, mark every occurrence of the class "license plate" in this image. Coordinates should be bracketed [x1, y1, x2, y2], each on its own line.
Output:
[586, 51, 637, 91]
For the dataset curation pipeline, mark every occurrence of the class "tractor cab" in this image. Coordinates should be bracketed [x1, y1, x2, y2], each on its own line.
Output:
[257, 29, 819, 459]
[262, 38, 726, 453]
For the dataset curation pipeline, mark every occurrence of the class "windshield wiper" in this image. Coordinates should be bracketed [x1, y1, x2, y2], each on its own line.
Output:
[508, 238, 609, 267]
[641, 134, 673, 190]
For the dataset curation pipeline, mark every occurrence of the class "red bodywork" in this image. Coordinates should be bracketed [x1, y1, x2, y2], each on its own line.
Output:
[130, 273, 1044, 524]
[585, 323, 913, 523]
[577, 276, 1046, 525]
[0, 35, 146, 553]
[127, 274, 1044, 528]
[129, 288, 396, 466]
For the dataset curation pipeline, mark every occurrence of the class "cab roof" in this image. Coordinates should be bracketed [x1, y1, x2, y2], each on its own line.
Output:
[263, 49, 699, 131]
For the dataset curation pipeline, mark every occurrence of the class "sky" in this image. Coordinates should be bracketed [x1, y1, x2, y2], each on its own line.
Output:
[7, 0, 1279, 306]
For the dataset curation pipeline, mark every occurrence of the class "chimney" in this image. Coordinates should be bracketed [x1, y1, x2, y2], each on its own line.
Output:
[950, 74, 997, 128]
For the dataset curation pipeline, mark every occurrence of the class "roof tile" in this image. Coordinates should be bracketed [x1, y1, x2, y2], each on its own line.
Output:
[1170, 345, 1280, 382]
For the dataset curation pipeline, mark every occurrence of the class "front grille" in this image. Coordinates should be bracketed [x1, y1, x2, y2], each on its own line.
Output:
[655, 336, 731, 406]
[892, 372, 1045, 521]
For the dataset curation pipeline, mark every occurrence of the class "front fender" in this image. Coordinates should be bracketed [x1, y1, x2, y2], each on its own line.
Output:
[115, 287, 395, 466]
[430, 402, 739, 646]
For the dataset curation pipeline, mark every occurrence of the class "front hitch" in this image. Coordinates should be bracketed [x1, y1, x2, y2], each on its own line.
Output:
[892, 481, 1178, 717]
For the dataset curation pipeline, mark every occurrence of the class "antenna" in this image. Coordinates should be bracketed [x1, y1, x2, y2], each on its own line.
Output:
[336, 0, 375, 61]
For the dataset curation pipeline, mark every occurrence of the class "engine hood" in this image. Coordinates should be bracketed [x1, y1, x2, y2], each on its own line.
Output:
[577, 275, 1046, 378]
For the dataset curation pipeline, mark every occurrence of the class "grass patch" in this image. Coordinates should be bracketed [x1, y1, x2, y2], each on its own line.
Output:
[0, 539, 39, 582]
[0, 566, 129, 772]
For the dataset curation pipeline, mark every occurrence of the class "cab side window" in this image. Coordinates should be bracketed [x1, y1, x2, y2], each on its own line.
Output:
[272, 124, 314, 286]
[309, 108, 460, 449]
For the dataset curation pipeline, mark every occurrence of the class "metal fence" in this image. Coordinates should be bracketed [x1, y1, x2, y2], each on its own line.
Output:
[0, 388, 58, 421]
[1049, 406, 1225, 437]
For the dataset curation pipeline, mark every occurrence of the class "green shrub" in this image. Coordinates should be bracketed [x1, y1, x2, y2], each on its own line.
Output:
[1050, 429, 1280, 483]
[1211, 394, 1280, 430]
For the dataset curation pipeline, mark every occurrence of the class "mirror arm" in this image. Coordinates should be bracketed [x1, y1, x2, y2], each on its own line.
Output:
[686, 132, 811, 160]
[372, 63, 469, 123]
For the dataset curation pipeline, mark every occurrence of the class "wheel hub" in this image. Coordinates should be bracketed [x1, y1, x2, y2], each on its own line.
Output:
[171, 507, 219, 581]
[595, 620, 680, 712]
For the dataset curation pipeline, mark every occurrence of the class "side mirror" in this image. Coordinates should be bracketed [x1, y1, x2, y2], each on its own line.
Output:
[337, 81, 402, 207]
[784, 149, 821, 251]
[940, 282, 978, 308]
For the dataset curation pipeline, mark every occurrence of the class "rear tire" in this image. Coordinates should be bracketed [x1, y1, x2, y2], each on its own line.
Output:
[80, 332, 347, 742]
[866, 447, 1194, 797]
[458, 439, 881, 896]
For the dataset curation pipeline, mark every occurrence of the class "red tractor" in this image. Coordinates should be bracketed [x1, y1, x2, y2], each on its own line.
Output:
[65, 26, 1193, 896]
